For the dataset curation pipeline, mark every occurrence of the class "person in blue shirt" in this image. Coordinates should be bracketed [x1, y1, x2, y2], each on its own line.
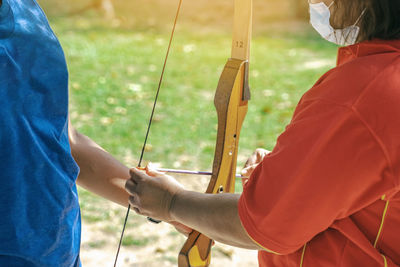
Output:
[0, 0, 132, 266]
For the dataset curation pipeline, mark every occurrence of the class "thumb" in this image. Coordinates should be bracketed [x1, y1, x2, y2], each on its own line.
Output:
[145, 163, 165, 177]
[241, 164, 256, 178]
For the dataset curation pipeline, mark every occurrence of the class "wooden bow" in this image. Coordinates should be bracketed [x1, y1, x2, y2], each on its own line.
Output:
[178, 1, 253, 266]
[114, 1, 252, 266]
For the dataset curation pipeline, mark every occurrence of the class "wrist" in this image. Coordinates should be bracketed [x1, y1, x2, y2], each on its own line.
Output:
[168, 188, 185, 222]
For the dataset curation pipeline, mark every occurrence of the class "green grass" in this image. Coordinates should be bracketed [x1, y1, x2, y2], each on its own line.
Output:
[122, 235, 158, 247]
[46, 14, 338, 227]
[87, 240, 107, 249]
[52, 19, 337, 169]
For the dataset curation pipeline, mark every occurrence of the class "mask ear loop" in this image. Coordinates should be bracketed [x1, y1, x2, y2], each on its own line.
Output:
[342, 8, 366, 44]
[353, 8, 366, 27]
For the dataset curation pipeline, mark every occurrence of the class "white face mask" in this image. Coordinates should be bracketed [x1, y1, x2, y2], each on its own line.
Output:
[309, 1, 365, 46]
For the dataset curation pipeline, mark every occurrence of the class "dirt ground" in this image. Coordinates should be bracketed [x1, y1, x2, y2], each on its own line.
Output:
[79, 174, 259, 267]
[80, 222, 258, 266]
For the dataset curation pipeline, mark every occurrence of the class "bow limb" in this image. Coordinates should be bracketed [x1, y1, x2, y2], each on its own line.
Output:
[178, 1, 252, 266]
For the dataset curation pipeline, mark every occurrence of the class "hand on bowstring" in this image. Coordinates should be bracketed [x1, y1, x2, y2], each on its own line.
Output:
[125, 164, 186, 223]
[241, 148, 271, 185]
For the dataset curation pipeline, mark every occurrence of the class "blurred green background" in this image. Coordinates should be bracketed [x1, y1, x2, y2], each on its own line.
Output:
[38, 0, 338, 171]
[36, 0, 338, 264]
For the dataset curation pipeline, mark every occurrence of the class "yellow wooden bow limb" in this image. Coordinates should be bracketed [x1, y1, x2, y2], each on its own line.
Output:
[178, 0, 253, 266]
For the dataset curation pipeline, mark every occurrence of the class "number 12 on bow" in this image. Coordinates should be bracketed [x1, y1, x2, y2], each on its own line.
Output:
[178, 0, 253, 266]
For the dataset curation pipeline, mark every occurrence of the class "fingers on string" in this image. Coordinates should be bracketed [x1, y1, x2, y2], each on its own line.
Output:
[129, 167, 147, 183]
[146, 163, 166, 177]
[128, 195, 142, 214]
[146, 168, 164, 177]
[125, 179, 137, 194]
[241, 167, 250, 178]
[241, 164, 257, 178]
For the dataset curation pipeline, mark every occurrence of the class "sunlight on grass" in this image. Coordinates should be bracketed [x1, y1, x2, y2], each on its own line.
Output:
[55, 25, 337, 170]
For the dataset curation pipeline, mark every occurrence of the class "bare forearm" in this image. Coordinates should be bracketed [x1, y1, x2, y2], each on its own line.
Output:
[70, 130, 130, 207]
[170, 191, 260, 250]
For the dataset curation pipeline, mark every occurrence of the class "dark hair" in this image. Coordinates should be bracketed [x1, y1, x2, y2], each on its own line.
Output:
[332, 0, 400, 41]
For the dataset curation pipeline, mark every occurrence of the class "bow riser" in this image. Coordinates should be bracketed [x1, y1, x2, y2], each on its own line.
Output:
[178, 59, 249, 267]
[178, 0, 252, 265]
[209, 59, 249, 194]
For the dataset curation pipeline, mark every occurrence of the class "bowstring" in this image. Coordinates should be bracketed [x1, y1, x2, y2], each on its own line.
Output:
[113, 0, 184, 266]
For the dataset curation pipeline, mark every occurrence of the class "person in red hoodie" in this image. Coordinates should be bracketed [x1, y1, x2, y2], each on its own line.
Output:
[126, 0, 400, 266]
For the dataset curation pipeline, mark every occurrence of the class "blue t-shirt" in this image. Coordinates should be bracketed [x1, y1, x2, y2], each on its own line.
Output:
[0, 0, 81, 266]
